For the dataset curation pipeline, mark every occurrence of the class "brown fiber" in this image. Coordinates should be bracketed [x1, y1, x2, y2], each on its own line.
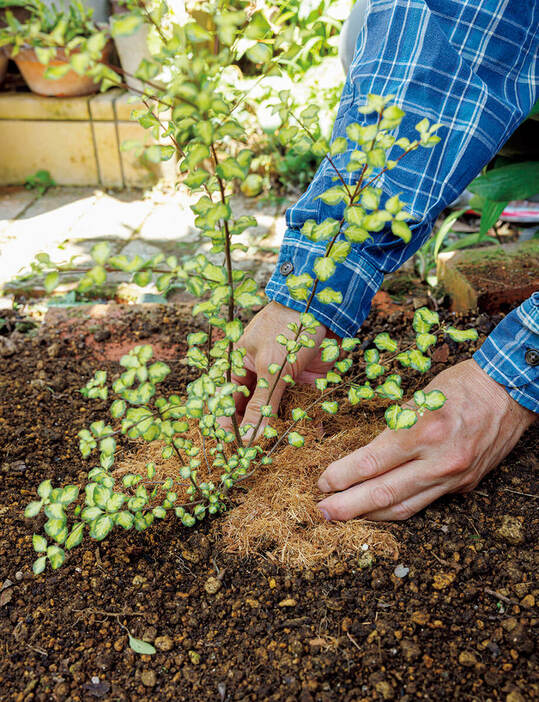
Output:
[115, 387, 398, 568]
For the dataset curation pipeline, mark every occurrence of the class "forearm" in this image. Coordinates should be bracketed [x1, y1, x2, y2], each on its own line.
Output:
[267, 0, 538, 337]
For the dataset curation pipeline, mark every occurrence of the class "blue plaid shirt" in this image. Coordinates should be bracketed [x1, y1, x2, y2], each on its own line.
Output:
[266, 0, 539, 413]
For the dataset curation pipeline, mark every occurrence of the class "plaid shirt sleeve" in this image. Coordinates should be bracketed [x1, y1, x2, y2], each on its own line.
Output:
[265, 0, 538, 410]
[473, 293, 539, 413]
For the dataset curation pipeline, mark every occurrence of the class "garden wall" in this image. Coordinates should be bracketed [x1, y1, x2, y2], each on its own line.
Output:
[0, 88, 176, 187]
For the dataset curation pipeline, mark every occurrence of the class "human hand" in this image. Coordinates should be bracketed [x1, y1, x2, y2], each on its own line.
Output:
[317, 359, 536, 520]
[219, 301, 339, 440]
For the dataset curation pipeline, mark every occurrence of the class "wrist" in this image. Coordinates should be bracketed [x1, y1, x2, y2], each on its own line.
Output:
[468, 359, 536, 430]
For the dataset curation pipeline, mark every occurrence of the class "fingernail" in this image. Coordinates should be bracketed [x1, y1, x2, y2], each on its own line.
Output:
[318, 477, 330, 493]
[318, 507, 331, 521]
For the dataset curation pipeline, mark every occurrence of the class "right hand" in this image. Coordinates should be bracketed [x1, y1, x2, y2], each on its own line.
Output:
[219, 301, 340, 440]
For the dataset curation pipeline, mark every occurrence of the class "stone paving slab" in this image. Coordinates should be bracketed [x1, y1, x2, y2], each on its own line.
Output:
[0, 187, 38, 230]
[0, 185, 290, 301]
[66, 191, 155, 243]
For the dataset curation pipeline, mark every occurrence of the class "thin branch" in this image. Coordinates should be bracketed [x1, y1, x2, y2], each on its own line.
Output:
[290, 111, 352, 198]
[210, 144, 243, 446]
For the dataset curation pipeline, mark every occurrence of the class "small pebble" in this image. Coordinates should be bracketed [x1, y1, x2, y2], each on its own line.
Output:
[154, 635, 174, 652]
[394, 564, 409, 578]
[278, 598, 297, 607]
[188, 650, 200, 665]
[374, 680, 395, 700]
[520, 594, 534, 608]
[141, 670, 156, 687]
[411, 611, 430, 625]
[506, 692, 526, 702]
[15, 572, 23, 581]
[204, 576, 222, 595]
[432, 572, 455, 590]
[496, 515, 525, 545]
[94, 329, 111, 342]
[142, 626, 157, 643]
[458, 650, 477, 667]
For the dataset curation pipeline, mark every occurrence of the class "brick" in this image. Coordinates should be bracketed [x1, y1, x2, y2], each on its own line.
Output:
[117, 122, 176, 187]
[437, 240, 539, 313]
[113, 91, 146, 121]
[88, 89, 122, 121]
[0, 187, 38, 225]
[0, 188, 96, 288]
[0, 91, 90, 121]
[67, 191, 153, 240]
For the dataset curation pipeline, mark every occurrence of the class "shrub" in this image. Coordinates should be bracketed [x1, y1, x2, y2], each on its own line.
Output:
[20, 2, 478, 573]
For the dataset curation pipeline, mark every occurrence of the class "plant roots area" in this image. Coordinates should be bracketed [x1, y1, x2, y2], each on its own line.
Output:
[0, 303, 537, 700]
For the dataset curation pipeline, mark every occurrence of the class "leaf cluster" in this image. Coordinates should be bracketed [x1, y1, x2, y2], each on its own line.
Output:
[20, 2, 480, 575]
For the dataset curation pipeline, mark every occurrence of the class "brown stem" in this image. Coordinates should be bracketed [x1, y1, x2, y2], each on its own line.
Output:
[290, 111, 352, 198]
[209, 144, 243, 447]
[135, 0, 167, 44]
[265, 336, 424, 460]
[100, 59, 171, 100]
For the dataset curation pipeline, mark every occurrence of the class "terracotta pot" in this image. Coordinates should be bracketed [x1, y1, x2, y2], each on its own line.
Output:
[13, 41, 113, 97]
[0, 53, 7, 85]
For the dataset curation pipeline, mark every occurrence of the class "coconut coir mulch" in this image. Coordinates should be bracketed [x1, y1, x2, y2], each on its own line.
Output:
[116, 388, 397, 569]
[0, 302, 537, 701]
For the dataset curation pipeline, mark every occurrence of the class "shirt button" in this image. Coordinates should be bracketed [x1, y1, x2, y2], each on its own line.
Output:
[280, 261, 294, 276]
[524, 348, 539, 366]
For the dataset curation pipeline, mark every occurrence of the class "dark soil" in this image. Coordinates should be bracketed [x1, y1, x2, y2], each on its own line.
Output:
[0, 303, 537, 702]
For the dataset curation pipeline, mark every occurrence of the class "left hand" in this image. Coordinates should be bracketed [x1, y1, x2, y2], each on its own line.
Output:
[317, 359, 536, 521]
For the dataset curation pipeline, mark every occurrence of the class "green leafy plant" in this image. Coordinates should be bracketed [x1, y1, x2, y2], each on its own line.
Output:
[20, 2, 479, 574]
[24, 169, 55, 195]
[0, 0, 99, 55]
[268, 0, 345, 73]
[415, 156, 539, 285]
[468, 160, 539, 237]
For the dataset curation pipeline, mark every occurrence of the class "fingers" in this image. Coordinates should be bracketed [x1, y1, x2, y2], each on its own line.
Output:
[317, 459, 440, 521]
[318, 427, 420, 494]
[361, 483, 450, 521]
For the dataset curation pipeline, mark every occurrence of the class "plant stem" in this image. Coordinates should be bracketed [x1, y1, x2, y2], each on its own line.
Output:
[265, 338, 420, 459]
[134, 0, 167, 44]
[290, 111, 352, 198]
[209, 144, 243, 447]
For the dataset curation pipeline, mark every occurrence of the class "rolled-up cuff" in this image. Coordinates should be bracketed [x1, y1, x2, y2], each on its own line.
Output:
[265, 228, 384, 338]
[473, 293, 539, 413]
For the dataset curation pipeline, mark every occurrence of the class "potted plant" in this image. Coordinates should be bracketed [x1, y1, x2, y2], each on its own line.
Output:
[0, 0, 29, 86]
[0, 0, 112, 97]
[109, 0, 152, 94]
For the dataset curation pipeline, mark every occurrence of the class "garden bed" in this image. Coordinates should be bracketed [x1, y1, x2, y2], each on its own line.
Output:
[0, 303, 537, 701]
